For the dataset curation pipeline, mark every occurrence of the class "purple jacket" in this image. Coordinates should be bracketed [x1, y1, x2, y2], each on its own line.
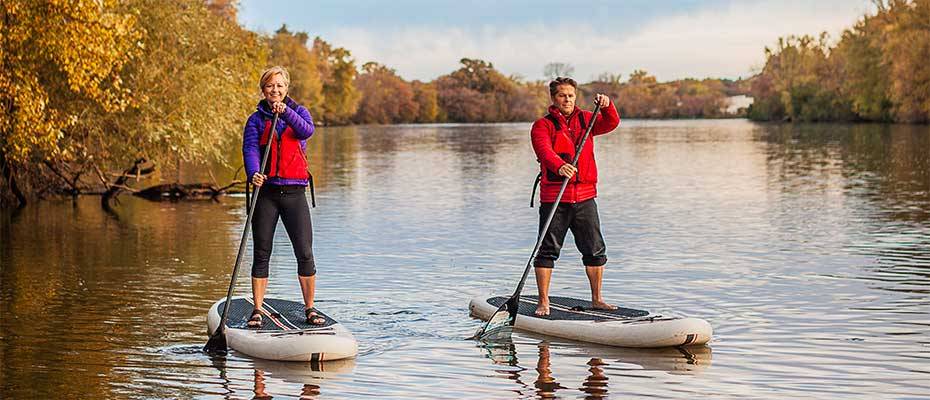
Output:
[242, 97, 315, 186]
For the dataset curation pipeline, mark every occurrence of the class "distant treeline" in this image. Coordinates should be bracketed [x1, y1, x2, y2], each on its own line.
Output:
[749, 0, 930, 123]
[0, 0, 743, 206]
[270, 26, 748, 125]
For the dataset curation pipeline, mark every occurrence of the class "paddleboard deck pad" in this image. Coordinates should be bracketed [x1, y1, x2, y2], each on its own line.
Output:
[207, 296, 357, 361]
[470, 295, 712, 348]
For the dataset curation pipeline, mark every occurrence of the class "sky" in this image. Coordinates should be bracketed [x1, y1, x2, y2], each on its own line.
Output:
[238, 0, 874, 83]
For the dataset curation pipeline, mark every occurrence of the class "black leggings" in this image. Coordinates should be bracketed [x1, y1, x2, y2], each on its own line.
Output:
[251, 185, 315, 278]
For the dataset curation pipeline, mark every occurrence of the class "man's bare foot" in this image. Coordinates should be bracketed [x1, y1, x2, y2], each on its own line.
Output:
[591, 300, 618, 311]
[535, 304, 550, 316]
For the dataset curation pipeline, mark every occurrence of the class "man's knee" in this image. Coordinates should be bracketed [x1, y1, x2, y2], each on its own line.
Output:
[582, 255, 607, 266]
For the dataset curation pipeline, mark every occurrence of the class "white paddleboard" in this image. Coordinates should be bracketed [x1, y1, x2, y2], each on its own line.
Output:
[207, 296, 358, 361]
[470, 295, 712, 348]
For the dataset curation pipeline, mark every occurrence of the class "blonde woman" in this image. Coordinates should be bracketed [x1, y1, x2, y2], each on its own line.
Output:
[242, 66, 324, 327]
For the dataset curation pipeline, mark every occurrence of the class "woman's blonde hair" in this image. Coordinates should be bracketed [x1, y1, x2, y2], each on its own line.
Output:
[259, 66, 290, 90]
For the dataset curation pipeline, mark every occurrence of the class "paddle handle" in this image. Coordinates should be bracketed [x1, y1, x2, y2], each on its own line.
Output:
[212, 112, 280, 337]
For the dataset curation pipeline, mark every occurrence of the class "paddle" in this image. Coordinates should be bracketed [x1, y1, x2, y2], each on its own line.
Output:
[204, 110, 280, 356]
[472, 101, 602, 341]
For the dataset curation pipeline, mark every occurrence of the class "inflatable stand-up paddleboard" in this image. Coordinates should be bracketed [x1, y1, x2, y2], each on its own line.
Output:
[470, 295, 712, 348]
[207, 296, 357, 361]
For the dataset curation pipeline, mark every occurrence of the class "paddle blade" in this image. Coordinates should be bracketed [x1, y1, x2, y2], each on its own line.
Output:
[203, 328, 228, 356]
[476, 310, 514, 341]
[470, 297, 519, 341]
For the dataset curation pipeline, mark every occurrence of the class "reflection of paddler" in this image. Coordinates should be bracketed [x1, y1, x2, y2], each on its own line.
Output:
[581, 358, 609, 399]
[535, 343, 567, 398]
[252, 368, 321, 399]
[253, 368, 273, 400]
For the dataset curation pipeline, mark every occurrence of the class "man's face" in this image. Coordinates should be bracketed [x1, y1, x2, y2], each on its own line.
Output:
[551, 84, 576, 115]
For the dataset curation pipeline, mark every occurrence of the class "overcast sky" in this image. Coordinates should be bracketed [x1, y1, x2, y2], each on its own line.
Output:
[238, 0, 874, 82]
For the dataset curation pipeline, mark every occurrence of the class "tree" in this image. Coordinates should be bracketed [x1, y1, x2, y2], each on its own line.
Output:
[269, 26, 324, 118]
[436, 58, 521, 122]
[0, 0, 268, 206]
[353, 62, 418, 124]
[1, 0, 143, 205]
[411, 81, 440, 123]
[311, 37, 360, 125]
[877, 0, 930, 122]
[544, 62, 575, 79]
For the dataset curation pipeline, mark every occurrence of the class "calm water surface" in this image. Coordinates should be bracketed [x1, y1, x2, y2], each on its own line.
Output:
[2, 120, 929, 399]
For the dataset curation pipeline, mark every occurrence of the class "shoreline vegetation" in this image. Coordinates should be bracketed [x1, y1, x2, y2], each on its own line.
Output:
[1, 0, 927, 207]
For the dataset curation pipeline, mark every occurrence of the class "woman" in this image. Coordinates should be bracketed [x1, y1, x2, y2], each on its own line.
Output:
[242, 66, 324, 327]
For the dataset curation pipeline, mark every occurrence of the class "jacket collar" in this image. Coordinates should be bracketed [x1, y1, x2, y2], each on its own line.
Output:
[547, 105, 578, 124]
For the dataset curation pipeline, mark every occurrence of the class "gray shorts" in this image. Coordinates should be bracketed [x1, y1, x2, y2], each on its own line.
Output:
[533, 199, 607, 268]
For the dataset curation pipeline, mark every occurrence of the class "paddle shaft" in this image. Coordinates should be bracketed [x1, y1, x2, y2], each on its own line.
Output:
[513, 102, 602, 299]
[209, 112, 280, 342]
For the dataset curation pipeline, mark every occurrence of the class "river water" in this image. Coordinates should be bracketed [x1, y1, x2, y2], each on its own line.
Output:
[2, 120, 929, 399]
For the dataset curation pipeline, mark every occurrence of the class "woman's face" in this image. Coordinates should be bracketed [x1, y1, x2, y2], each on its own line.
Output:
[262, 73, 288, 103]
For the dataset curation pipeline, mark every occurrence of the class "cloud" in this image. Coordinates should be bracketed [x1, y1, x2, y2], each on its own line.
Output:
[316, 1, 873, 82]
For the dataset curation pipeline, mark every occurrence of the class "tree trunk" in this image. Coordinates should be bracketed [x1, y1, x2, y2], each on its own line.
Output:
[101, 158, 155, 209]
[1, 154, 27, 208]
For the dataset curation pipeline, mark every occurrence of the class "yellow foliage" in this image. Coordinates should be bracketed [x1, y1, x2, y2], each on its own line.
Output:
[1, 0, 142, 164]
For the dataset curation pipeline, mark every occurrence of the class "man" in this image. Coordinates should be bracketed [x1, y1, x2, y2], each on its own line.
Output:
[530, 76, 621, 316]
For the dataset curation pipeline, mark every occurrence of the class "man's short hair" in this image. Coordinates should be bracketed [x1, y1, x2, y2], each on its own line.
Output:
[549, 77, 578, 97]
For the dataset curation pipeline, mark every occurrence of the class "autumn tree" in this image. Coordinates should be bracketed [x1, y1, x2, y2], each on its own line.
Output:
[1, 0, 143, 206]
[750, 0, 930, 123]
[312, 37, 360, 125]
[93, 0, 265, 200]
[353, 62, 418, 124]
[834, 16, 892, 121]
[0, 0, 266, 207]
[411, 81, 441, 123]
[268, 26, 324, 118]
[875, 0, 930, 122]
[748, 34, 853, 122]
[435, 58, 521, 122]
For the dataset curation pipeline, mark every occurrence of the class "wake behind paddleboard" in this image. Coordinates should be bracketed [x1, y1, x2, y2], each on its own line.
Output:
[470, 295, 712, 348]
[207, 296, 357, 361]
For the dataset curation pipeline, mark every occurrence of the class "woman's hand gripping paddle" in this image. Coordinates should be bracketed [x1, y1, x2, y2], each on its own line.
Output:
[204, 111, 280, 356]
[471, 102, 602, 341]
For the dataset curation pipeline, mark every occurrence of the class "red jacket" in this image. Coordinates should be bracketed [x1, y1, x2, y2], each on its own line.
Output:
[531, 102, 621, 203]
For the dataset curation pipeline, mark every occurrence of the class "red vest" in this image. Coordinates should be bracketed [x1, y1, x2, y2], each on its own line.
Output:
[260, 120, 309, 180]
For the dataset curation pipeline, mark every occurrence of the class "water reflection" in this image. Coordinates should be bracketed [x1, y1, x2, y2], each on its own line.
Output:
[3, 120, 929, 399]
[249, 359, 354, 399]
[758, 122, 930, 223]
[478, 338, 711, 399]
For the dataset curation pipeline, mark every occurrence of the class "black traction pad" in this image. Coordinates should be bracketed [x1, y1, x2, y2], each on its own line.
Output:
[487, 296, 650, 321]
[219, 297, 337, 330]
